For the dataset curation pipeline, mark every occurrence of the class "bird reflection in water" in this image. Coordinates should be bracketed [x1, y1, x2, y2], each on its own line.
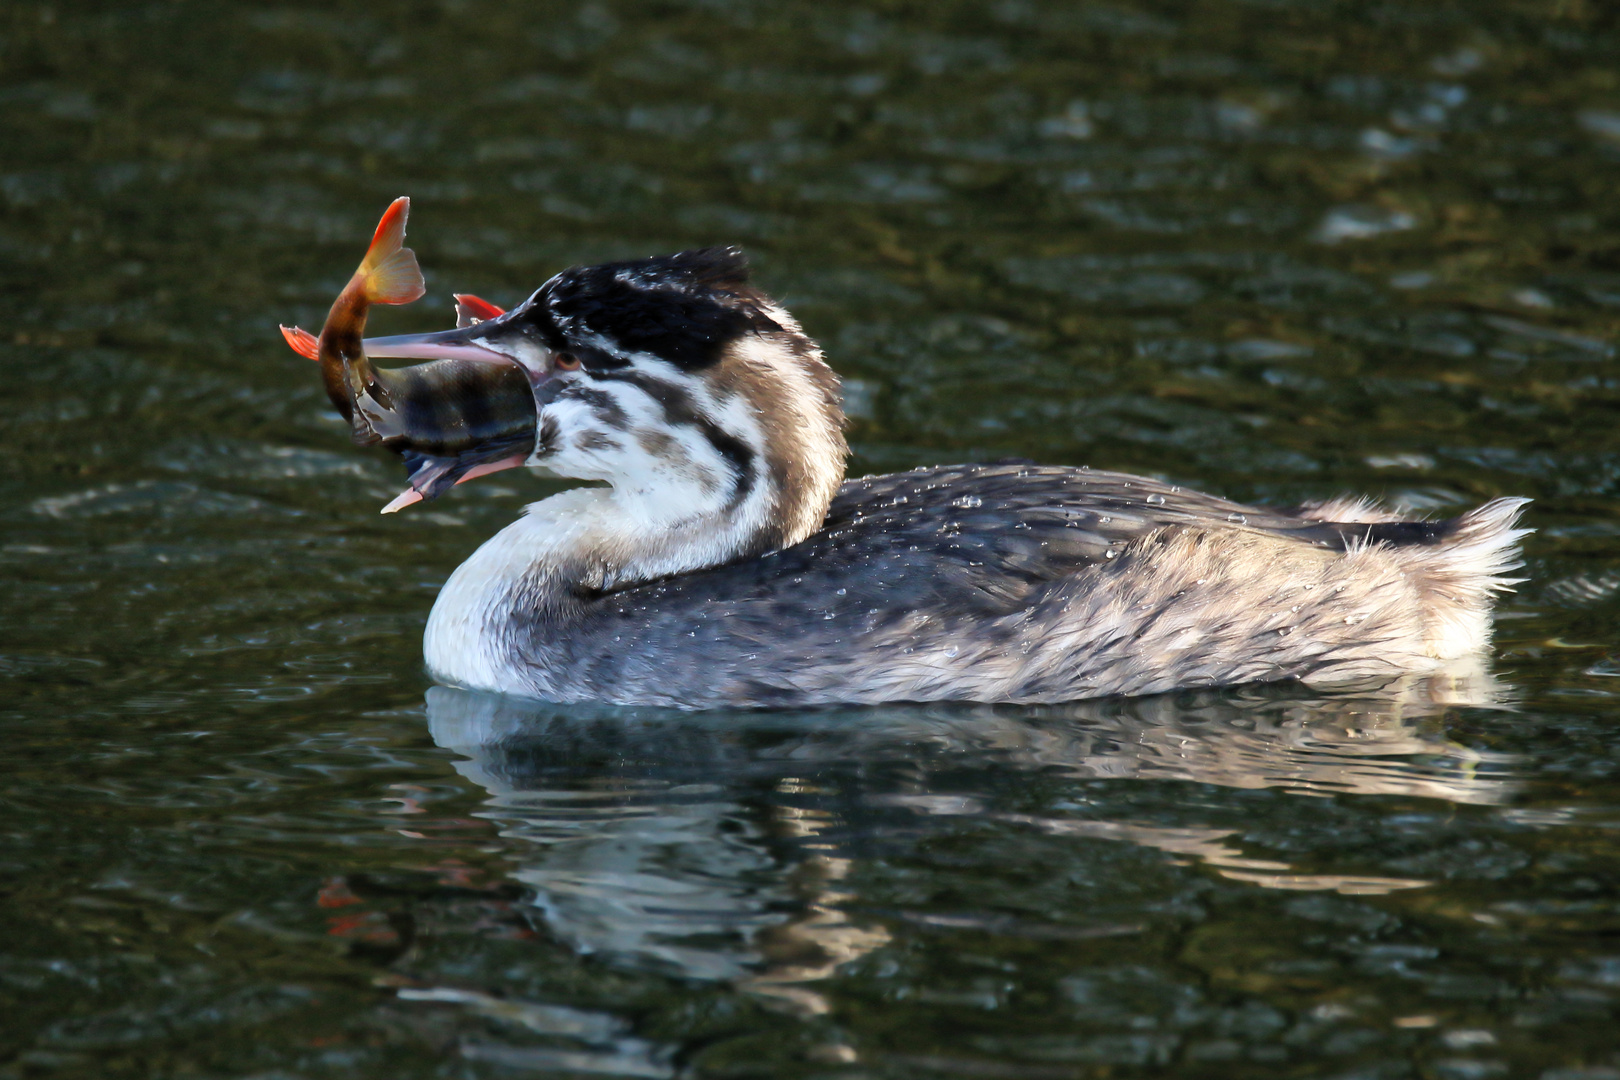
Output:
[422, 662, 1518, 1022]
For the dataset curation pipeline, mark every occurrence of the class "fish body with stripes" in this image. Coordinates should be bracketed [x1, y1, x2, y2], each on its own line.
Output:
[280, 198, 535, 511]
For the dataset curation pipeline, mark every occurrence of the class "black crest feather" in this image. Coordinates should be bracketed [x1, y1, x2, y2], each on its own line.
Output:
[536, 247, 779, 371]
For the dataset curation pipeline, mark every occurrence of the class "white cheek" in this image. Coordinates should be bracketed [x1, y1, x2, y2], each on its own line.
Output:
[643, 432, 715, 498]
[537, 400, 617, 479]
[526, 373, 772, 529]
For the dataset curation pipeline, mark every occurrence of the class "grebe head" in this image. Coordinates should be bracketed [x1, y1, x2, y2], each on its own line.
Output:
[366, 248, 847, 562]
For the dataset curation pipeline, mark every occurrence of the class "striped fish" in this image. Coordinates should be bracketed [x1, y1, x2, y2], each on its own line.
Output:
[279, 199, 537, 512]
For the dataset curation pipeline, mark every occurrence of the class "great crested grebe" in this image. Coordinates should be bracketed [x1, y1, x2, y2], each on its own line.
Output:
[335, 241, 1529, 709]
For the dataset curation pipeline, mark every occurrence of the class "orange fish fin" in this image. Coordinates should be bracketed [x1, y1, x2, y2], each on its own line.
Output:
[280, 324, 320, 360]
[360, 197, 410, 274]
[357, 197, 426, 306]
[454, 294, 506, 326]
[364, 247, 425, 306]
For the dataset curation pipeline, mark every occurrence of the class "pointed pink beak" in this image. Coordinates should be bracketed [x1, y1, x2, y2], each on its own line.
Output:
[362, 326, 513, 365]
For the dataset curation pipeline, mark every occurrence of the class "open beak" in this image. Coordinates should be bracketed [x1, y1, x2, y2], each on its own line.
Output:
[382, 446, 534, 514]
[345, 323, 540, 513]
[362, 324, 514, 365]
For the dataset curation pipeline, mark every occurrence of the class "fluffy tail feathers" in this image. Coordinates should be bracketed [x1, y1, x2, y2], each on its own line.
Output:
[1439, 497, 1534, 595]
[1415, 497, 1532, 660]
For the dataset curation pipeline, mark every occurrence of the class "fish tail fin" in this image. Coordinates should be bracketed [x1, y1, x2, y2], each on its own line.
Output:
[357, 197, 425, 306]
[279, 324, 320, 360]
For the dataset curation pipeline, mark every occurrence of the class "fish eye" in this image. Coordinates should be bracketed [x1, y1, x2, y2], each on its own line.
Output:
[553, 352, 581, 372]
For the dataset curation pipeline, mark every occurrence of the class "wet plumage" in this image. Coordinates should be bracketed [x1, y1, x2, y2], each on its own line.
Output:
[448, 465, 1526, 707]
[289, 206, 1529, 709]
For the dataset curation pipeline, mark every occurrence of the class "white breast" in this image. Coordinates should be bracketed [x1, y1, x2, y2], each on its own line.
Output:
[424, 490, 604, 693]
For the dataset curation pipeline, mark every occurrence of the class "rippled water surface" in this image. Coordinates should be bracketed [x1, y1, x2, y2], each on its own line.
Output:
[6, 1, 1620, 1076]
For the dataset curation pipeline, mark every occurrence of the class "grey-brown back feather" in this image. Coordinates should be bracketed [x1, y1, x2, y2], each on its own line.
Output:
[492, 465, 1527, 708]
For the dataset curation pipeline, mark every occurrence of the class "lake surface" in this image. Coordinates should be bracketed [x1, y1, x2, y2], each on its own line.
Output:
[5, 1, 1620, 1076]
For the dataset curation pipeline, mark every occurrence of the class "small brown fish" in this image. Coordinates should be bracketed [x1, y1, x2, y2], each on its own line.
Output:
[314, 196, 424, 426]
[280, 200, 536, 512]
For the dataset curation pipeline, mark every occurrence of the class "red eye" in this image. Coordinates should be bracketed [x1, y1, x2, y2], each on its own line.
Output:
[553, 353, 581, 372]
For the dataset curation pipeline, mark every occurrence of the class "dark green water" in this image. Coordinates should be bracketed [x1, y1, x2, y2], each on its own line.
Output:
[5, 1, 1620, 1076]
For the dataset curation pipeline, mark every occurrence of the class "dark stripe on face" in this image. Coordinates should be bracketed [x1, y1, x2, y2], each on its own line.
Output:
[565, 386, 630, 429]
[574, 430, 623, 454]
[592, 369, 756, 506]
[537, 414, 561, 456]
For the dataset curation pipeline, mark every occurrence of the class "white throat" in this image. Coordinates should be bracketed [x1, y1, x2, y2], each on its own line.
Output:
[423, 482, 779, 693]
